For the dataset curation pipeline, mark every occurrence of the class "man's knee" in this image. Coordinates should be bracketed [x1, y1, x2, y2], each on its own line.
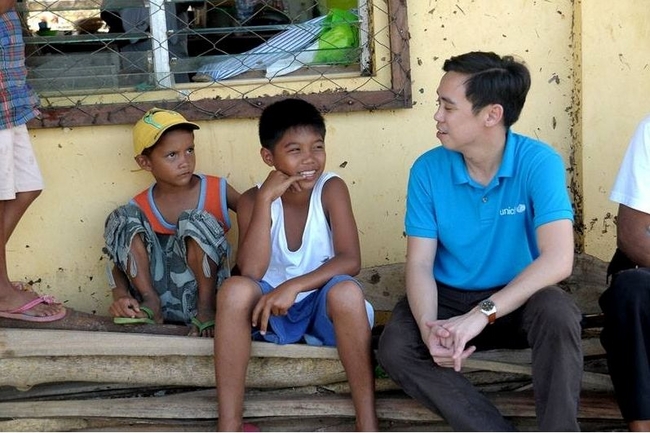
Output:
[607, 268, 650, 306]
[525, 286, 581, 333]
[377, 318, 408, 373]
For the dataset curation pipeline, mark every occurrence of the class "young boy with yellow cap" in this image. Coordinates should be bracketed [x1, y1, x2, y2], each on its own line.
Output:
[103, 108, 239, 337]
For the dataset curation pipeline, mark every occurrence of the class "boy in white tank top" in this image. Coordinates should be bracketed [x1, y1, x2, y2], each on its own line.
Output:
[214, 98, 378, 431]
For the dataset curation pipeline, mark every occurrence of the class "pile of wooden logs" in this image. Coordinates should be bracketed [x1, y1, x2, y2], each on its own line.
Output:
[0, 254, 626, 431]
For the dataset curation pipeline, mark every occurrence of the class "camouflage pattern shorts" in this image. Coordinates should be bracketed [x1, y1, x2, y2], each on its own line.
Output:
[104, 204, 231, 324]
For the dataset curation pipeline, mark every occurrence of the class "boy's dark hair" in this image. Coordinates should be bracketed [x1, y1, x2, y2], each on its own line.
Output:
[443, 51, 531, 129]
[258, 99, 326, 150]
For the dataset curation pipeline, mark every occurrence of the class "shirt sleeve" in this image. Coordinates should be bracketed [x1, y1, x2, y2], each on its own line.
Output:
[528, 148, 574, 228]
[405, 156, 438, 239]
[610, 115, 650, 214]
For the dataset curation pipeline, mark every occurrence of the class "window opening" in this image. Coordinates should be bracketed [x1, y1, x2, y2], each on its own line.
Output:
[22, 0, 411, 127]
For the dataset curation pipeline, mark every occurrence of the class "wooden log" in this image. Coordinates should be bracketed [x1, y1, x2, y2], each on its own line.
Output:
[0, 388, 623, 421]
[0, 308, 189, 335]
[0, 328, 338, 359]
[0, 328, 611, 390]
[0, 382, 166, 402]
[0, 356, 345, 390]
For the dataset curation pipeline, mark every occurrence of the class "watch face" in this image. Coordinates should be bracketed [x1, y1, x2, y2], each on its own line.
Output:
[480, 299, 495, 311]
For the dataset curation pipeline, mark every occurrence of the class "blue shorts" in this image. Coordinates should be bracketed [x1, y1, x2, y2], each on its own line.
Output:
[252, 275, 374, 347]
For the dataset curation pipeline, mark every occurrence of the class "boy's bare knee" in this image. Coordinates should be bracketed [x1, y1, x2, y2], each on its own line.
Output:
[327, 281, 365, 313]
[217, 276, 260, 308]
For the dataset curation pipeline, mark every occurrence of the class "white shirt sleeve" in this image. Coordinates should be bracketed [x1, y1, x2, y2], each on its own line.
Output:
[610, 115, 650, 214]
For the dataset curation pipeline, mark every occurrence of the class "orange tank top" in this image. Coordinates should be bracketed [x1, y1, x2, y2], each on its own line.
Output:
[131, 174, 230, 235]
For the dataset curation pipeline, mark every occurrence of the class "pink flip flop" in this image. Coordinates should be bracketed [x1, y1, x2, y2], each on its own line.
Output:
[243, 423, 260, 432]
[0, 295, 67, 322]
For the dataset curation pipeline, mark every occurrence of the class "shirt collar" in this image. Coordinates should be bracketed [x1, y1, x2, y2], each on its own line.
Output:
[450, 129, 516, 186]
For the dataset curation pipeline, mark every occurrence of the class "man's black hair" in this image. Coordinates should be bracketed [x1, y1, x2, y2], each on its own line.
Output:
[258, 98, 326, 150]
[443, 51, 531, 129]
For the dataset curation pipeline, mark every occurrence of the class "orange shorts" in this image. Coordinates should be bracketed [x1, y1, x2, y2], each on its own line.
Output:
[0, 124, 44, 200]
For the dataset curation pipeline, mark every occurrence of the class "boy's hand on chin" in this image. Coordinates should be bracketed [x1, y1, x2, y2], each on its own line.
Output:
[260, 170, 306, 200]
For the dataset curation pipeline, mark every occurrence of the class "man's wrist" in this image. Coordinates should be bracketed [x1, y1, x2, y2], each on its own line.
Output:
[478, 298, 497, 324]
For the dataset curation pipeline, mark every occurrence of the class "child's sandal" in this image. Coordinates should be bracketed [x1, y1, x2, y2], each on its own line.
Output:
[113, 306, 156, 325]
[190, 317, 215, 334]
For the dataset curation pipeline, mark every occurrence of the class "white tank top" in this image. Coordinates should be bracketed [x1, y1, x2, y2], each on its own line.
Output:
[262, 172, 337, 302]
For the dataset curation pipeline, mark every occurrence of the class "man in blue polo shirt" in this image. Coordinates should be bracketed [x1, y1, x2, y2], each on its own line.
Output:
[377, 51, 582, 431]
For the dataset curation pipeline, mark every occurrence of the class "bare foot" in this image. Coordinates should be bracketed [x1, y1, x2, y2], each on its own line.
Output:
[188, 306, 215, 338]
[0, 283, 64, 318]
[138, 299, 163, 324]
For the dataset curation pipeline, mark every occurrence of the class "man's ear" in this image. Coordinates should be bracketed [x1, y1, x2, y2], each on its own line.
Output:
[134, 155, 152, 171]
[485, 104, 504, 127]
[260, 147, 274, 167]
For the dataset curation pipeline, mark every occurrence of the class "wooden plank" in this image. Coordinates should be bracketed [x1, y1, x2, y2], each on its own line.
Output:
[0, 352, 609, 391]
[0, 382, 162, 402]
[0, 356, 346, 389]
[0, 328, 337, 359]
[0, 328, 610, 390]
[0, 389, 622, 421]
[0, 309, 190, 335]
[0, 328, 604, 361]
[0, 416, 627, 433]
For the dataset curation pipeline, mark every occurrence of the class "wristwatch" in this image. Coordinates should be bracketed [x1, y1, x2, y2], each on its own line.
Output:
[478, 299, 497, 324]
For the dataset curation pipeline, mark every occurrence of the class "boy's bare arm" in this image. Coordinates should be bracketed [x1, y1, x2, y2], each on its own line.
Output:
[109, 265, 141, 318]
[0, 0, 16, 14]
[321, 176, 361, 275]
[235, 187, 273, 279]
[225, 183, 241, 212]
[617, 204, 650, 267]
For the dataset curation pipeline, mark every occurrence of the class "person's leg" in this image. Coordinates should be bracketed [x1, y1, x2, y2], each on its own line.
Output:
[377, 296, 515, 431]
[629, 420, 650, 432]
[599, 268, 650, 428]
[121, 233, 164, 321]
[0, 200, 63, 317]
[178, 209, 230, 336]
[2, 190, 41, 243]
[0, 126, 62, 318]
[186, 237, 217, 337]
[326, 279, 378, 431]
[215, 275, 262, 431]
[104, 205, 165, 322]
[521, 286, 582, 431]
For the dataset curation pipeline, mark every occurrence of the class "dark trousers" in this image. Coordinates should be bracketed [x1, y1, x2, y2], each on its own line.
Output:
[377, 284, 583, 431]
[599, 267, 650, 421]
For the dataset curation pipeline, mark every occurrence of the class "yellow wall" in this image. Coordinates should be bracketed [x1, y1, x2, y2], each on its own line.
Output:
[580, 0, 650, 259]
[10, 0, 646, 315]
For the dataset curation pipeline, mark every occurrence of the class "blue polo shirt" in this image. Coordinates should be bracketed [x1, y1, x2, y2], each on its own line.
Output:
[405, 130, 573, 290]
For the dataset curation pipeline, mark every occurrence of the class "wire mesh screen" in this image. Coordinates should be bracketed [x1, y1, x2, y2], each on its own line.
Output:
[20, 0, 410, 128]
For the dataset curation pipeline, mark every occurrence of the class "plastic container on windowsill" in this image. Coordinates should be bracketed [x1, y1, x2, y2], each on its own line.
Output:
[36, 29, 58, 36]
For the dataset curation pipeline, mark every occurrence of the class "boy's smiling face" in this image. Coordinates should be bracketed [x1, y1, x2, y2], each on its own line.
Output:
[262, 126, 326, 191]
[136, 128, 196, 187]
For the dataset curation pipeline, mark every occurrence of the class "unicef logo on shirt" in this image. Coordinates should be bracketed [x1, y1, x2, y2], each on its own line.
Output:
[500, 204, 526, 216]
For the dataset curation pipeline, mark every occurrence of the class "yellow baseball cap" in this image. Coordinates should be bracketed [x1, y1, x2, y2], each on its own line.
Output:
[132, 108, 200, 156]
